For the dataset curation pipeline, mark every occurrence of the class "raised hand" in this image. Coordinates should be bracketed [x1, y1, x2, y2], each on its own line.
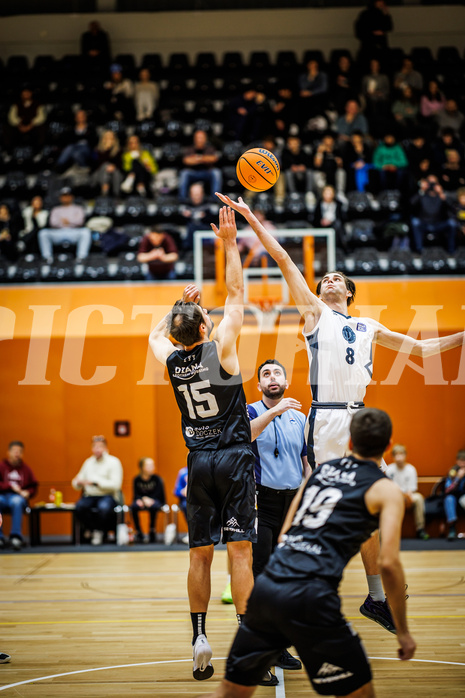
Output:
[215, 193, 251, 218]
[273, 397, 303, 416]
[182, 284, 201, 304]
[210, 205, 237, 241]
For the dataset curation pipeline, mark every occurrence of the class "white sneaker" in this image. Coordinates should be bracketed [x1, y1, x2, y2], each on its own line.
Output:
[182, 534, 189, 545]
[0, 653, 11, 663]
[164, 523, 177, 546]
[91, 530, 103, 546]
[192, 634, 214, 681]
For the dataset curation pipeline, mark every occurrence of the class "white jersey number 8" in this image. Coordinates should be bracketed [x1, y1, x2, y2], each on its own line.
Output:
[178, 379, 220, 419]
[292, 485, 343, 530]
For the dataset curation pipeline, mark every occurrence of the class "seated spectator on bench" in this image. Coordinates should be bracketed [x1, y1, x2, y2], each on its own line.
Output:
[344, 131, 374, 192]
[137, 224, 179, 280]
[439, 148, 465, 192]
[0, 203, 22, 262]
[313, 185, 348, 253]
[444, 449, 465, 540]
[55, 110, 97, 173]
[298, 59, 328, 126]
[173, 465, 189, 544]
[121, 135, 158, 198]
[372, 131, 408, 191]
[435, 99, 465, 139]
[0, 441, 38, 550]
[336, 99, 369, 144]
[420, 80, 445, 132]
[90, 130, 123, 197]
[454, 187, 465, 242]
[104, 63, 135, 122]
[134, 68, 159, 122]
[410, 175, 456, 255]
[313, 132, 346, 196]
[279, 135, 314, 204]
[392, 86, 419, 139]
[180, 182, 216, 251]
[19, 196, 48, 255]
[361, 58, 390, 137]
[330, 55, 358, 115]
[131, 457, 166, 543]
[386, 444, 429, 540]
[72, 435, 123, 546]
[178, 129, 221, 200]
[6, 88, 46, 152]
[38, 188, 92, 263]
[394, 56, 423, 96]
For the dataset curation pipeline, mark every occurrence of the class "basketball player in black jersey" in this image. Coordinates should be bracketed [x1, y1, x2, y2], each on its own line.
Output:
[149, 207, 257, 683]
[200, 408, 416, 698]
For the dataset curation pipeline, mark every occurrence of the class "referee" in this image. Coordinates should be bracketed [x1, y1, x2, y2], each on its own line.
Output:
[249, 358, 309, 671]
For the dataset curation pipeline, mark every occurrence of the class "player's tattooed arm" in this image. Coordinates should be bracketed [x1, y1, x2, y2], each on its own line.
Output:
[216, 193, 324, 329]
[372, 321, 465, 357]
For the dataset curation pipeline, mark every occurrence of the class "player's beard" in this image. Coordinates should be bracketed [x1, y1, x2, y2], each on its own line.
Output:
[261, 384, 286, 400]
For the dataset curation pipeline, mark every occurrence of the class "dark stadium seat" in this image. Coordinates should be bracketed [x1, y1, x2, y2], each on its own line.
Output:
[437, 46, 463, 74]
[158, 142, 183, 170]
[5, 55, 29, 83]
[221, 52, 245, 77]
[410, 47, 435, 76]
[276, 51, 298, 77]
[194, 52, 217, 77]
[118, 197, 149, 224]
[114, 53, 137, 79]
[134, 119, 158, 146]
[302, 49, 326, 70]
[166, 52, 190, 78]
[1, 171, 28, 199]
[329, 48, 353, 68]
[92, 196, 117, 218]
[353, 247, 381, 274]
[32, 55, 58, 85]
[141, 53, 164, 78]
[248, 51, 272, 78]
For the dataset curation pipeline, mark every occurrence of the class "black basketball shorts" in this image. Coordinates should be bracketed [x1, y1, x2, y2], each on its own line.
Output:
[186, 443, 257, 548]
[225, 573, 372, 695]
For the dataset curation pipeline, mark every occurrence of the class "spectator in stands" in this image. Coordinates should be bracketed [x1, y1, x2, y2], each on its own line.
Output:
[81, 21, 111, 71]
[174, 465, 189, 544]
[271, 83, 298, 138]
[394, 57, 423, 96]
[225, 85, 259, 143]
[55, 110, 97, 173]
[344, 130, 374, 192]
[336, 99, 369, 142]
[134, 68, 160, 122]
[355, 0, 393, 63]
[372, 131, 408, 190]
[178, 129, 221, 199]
[298, 59, 329, 125]
[361, 58, 390, 136]
[330, 55, 358, 114]
[72, 435, 123, 546]
[313, 185, 348, 252]
[443, 449, 465, 540]
[420, 80, 445, 129]
[90, 130, 123, 197]
[313, 132, 346, 196]
[38, 187, 92, 263]
[439, 149, 465, 192]
[104, 63, 135, 122]
[392, 86, 419, 138]
[454, 187, 465, 241]
[386, 444, 429, 540]
[6, 88, 46, 152]
[19, 196, 48, 255]
[137, 224, 179, 280]
[279, 135, 314, 204]
[180, 182, 216, 251]
[410, 175, 456, 254]
[435, 99, 465, 138]
[0, 203, 21, 262]
[0, 441, 38, 550]
[121, 135, 158, 197]
[405, 131, 434, 188]
[131, 457, 166, 543]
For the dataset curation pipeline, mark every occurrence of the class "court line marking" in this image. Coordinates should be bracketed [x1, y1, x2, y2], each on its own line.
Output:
[1, 614, 465, 627]
[275, 666, 286, 698]
[1, 655, 464, 693]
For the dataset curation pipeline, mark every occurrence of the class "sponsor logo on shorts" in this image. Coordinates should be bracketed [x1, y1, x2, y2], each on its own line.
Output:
[356, 322, 367, 332]
[185, 424, 223, 439]
[313, 662, 354, 684]
[223, 516, 244, 533]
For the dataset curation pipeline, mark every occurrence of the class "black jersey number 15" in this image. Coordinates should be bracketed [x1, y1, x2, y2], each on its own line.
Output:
[177, 379, 220, 420]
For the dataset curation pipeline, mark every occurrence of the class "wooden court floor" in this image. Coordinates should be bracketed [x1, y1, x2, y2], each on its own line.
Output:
[1, 549, 464, 697]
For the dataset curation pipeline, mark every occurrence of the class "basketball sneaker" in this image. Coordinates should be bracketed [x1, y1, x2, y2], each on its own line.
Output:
[221, 583, 233, 605]
[258, 670, 279, 686]
[276, 648, 302, 670]
[192, 634, 214, 681]
[359, 595, 396, 634]
[0, 653, 11, 663]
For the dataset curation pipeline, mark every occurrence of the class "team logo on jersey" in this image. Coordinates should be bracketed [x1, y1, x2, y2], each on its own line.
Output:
[356, 322, 367, 332]
[342, 326, 356, 344]
[185, 427, 195, 438]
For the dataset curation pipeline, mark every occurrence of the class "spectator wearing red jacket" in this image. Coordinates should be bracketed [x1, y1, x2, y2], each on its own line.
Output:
[0, 441, 38, 550]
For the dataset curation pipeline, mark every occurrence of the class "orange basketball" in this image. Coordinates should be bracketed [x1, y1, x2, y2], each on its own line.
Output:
[236, 148, 280, 192]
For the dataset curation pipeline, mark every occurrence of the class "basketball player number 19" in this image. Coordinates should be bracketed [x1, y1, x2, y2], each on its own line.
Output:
[177, 380, 220, 419]
[292, 485, 343, 529]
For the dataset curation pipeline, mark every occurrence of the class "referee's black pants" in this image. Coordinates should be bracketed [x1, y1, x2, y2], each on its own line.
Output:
[252, 486, 297, 579]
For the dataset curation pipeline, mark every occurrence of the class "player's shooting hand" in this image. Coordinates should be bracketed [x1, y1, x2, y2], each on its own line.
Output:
[397, 632, 416, 661]
[215, 193, 251, 217]
[210, 205, 237, 241]
[182, 284, 201, 304]
[273, 397, 302, 416]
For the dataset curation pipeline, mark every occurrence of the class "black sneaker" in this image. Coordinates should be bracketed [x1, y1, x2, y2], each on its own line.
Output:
[359, 595, 396, 634]
[0, 538, 6, 550]
[135, 531, 145, 544]
[9, 535, 23, 551]
[416, 529, 430, 540]
[275, 648, 302, 670]
[148, 530, 156, 543]
[258, 670, 279, 687]
[0, 653, 11, 663]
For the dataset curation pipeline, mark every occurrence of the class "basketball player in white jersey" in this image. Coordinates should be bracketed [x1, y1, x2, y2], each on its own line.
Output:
[216, 192, 465, 632]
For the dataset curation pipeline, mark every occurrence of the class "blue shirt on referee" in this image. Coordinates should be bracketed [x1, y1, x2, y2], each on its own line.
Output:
[248, 401, 307, 490]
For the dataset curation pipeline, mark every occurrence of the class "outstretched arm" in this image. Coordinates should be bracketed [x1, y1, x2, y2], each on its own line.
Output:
[216, 193, 324, 329]
[373, 321, 465, 357]
[210, 206, 243, 374]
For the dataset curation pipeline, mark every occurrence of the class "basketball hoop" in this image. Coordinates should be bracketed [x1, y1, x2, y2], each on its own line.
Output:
[249, 297, 283, 332]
